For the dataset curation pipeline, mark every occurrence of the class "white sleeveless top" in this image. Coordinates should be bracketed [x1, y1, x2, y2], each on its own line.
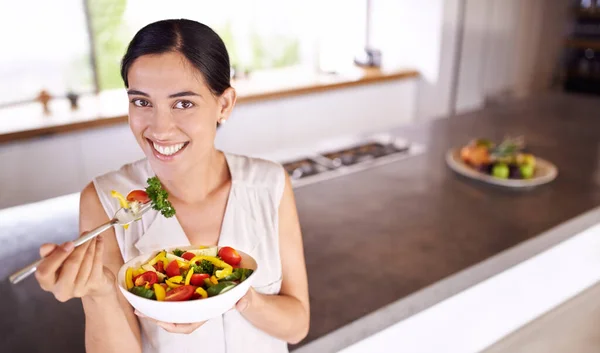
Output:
[92, 151, 289, 353]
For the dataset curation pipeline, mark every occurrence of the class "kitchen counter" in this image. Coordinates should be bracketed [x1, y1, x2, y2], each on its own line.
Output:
[290, 91, 600, 350]
[2, 92, 600, 353]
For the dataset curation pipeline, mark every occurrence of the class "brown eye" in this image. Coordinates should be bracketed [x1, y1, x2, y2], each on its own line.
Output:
[174, 100, 194, 109]
[132, 99, 151, 107]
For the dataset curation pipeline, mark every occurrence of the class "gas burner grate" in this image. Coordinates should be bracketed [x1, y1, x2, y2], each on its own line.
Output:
[321, 142, 410, 167]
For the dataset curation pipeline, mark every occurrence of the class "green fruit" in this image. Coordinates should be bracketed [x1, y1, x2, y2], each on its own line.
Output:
[492, 163, 510, 179]
[523, 154, 536, 168]
[520, 164, 534, 179]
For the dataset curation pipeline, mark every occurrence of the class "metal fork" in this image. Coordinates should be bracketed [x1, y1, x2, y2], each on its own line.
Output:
[9, 202, 153, 284]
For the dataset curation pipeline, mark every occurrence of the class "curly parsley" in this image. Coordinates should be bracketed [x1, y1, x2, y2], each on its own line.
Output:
[145, 176, 176, 218]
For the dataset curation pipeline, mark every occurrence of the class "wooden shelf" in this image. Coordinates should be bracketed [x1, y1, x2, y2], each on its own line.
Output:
[0, 67, 419, 144]
[574, 9, 600, 19]
[565, 38, 600, 50]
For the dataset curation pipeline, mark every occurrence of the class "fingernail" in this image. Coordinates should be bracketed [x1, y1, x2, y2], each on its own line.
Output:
[62, 242, 74, 252]
[237, 299, 248, 312]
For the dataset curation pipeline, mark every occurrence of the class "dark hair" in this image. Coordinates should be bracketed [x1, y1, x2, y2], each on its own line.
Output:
[120, 19, 231, 96]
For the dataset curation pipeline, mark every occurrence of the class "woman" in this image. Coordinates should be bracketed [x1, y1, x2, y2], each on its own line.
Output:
[33, 19, 309, 353]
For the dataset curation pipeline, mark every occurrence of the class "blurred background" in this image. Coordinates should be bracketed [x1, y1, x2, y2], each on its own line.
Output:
[3, 1, 600, 353]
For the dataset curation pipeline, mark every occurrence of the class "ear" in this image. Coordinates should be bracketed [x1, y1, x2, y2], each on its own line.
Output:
[217, 87, 237, 124]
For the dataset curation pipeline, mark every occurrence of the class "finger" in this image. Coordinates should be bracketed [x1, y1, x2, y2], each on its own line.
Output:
[235, 287, 253, 312]
[156, 321, 204, 334]
[134, 311, 205, 334]
[73, 238, 97, 297]
[35, 242, 76, 290]
[39, 243, 58, 258]
[88, 235, 106, 286]
[53, 241, 92, 301]
[156, 321, 179, 332]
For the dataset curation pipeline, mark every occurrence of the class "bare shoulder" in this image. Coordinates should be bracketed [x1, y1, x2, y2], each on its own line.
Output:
[279, 170, 296, 207]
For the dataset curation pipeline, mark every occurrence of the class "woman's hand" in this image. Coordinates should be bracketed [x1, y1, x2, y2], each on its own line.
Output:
[134, 310, 206, 334]
[35, 235, 113, 302]
[235, 286, 258, 313]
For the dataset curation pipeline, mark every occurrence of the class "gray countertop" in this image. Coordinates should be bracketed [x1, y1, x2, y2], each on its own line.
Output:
[290, 92, 600, 350]
[2, 92, 600, 353]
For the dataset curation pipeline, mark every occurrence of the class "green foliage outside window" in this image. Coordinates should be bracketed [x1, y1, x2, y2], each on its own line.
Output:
[87, 0, 301, 91]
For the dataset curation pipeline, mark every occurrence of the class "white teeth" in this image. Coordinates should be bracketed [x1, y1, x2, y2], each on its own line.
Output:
[152, 142, 185, 156]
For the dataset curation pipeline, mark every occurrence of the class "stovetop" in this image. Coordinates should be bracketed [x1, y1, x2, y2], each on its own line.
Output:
[281, 134, 425, 188]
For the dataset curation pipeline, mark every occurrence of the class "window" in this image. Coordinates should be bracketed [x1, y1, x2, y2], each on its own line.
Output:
[0, 0, 367, 107]
[0, 0, 95, 106]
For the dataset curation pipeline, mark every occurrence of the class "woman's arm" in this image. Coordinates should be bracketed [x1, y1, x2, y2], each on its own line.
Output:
[78, 182, 143, 353]
[236, 172, 310, 344]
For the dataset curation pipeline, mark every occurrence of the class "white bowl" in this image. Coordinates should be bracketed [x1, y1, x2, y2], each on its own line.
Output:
[116, 245, 258, 324]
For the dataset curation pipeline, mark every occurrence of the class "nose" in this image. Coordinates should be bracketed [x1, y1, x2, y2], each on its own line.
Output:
[149, 106, 176, 139]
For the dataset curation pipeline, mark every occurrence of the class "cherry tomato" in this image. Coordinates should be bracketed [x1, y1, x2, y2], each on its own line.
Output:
[133, 271, 158, 287]
[218, 246, 242, 266]
[126, 190, 150, 204]
[181, 252, 196, 261]
[165, 260, 180, 278]
[190, 273, 210, 286]
[164, 285, 196, 302]
[153, 261, 165, 273]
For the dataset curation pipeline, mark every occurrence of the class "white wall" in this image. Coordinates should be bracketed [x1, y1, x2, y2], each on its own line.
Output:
[0, 78, 417, 209]
[369, 0, 462, 122]
[454, 0, 492, 113]
[453, 0, 569, 113]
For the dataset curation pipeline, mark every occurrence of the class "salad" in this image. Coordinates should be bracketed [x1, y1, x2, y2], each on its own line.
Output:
[125, 246, 254, 302]
[111, 176, 176, 229]
[459, 136, 537, 180]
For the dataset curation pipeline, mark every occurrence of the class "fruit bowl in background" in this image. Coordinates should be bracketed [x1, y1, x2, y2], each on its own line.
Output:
[446, 137, 558, 188]
[117, 245, 258, 324]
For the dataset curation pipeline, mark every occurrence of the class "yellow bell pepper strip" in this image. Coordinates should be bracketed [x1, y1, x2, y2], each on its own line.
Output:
[199, 245, 208, 249]
[148, 251, 166, 265]
[125, 267, 134, 290]
[110, 190, 130, 209]
[153, 283, 166, 301]
[215, 267, 232, 279]
[185, 267, 194, 285]
[146, 251, 170, 269]
[188, 255, 233, 279]
[166, 279, 182, 289]
[210, 275, 219, 285]
[169, 275, 183, 284]
[178, 261, 189, 270]
[195, 287, 208, 299]
[111, 190, 131, 229]
[134, 268, 146, 277]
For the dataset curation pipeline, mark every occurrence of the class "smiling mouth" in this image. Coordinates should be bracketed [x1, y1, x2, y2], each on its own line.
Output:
[147, 138, 190, 157]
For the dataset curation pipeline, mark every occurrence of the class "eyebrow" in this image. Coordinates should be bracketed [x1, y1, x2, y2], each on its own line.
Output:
[126, 89, 201, 99]
[168, 91, 201, 98]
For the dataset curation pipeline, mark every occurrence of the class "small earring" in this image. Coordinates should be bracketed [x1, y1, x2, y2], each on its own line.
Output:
[219, 118, 227, 124]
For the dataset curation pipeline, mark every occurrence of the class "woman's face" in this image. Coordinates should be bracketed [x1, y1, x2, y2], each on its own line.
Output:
[126, 51, 234, 179]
